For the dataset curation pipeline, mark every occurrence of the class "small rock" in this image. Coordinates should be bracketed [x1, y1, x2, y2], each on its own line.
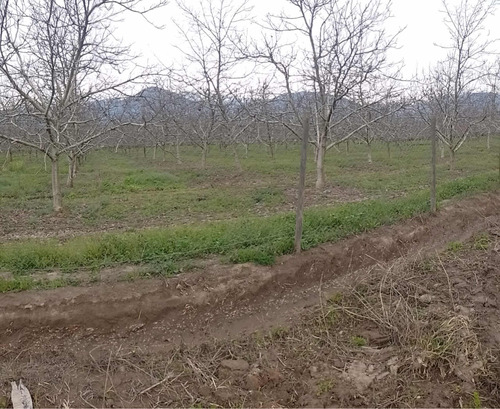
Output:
[309, 366, 319, 378]
[344, 361, 378, 393]
[220, 359, 249, 371]
[23, 304, 33, 310]
[419, 294, 433, 304]
[332, 359, 344, 369]
[386, 357, 400, 375]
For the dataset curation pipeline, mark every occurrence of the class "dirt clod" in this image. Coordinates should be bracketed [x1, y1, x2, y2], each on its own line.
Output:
[220, 359, 249, 371]
[419, 294, 433, 303]
[245, 374, 262, 390]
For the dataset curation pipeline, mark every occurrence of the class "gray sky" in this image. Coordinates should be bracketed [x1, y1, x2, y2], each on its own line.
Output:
[116, 0, 500, 81]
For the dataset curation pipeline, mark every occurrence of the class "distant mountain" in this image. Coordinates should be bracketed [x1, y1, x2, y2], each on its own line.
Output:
[91, 87, 500, 123]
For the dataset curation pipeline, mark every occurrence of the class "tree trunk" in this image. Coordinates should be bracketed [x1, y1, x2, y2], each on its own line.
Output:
[153, 145, 157, 160]
[367, 143, 373, 164]
[176, 138, 182, 165]
[201, 142, 208, 169]
[295, 115, 309, 253]
[430, 117, 437, 213]
[346, 140, 350, 153]
[233, 145, 242, 172]
[440, 143, 445, 159]
[487, 130, 491, 150]
[66, 154, 78, 188]
[386, 142, 391, 159]
[8, 147, 13, 162]
[67, 159, 74, 188]
[143, 146, 147, 158]
[315, 139, 326, 190]
[51, 156, 63, 212]
[449, 148, 455, 171]
[243, 143, 248, 159]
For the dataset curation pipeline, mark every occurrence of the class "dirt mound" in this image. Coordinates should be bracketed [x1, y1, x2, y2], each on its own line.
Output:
[1, 193, 498, 335]
[0, 192, 499, 407]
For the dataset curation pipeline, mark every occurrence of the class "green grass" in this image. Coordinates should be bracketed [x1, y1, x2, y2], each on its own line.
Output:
[447, 241, 464, 253]
[471, 391, 482, 409]
[473, 233, 491, 250]
[1, 137, 498, 229]
[0, 137, 498, 292]
[0, 171, 497, 279]
[350, 336, 368, 347]
[0, 276, 80, 293]
[316, 378, 335, 396]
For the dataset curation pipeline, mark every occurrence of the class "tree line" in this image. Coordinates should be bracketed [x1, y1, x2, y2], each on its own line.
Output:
[0, 0, 499, 211]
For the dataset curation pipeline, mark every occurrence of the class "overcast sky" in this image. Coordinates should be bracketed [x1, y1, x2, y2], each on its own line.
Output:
[116, 0, 500, 80]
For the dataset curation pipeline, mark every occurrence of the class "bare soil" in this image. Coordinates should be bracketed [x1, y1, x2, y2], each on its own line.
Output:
[0, 192, 499, 408]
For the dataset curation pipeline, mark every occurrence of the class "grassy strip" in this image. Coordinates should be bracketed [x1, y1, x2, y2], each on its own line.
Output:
[0, 276, 80, 293]
[0, 172, 497, 279]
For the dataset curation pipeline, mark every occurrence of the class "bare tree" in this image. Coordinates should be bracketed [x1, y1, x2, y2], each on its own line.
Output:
[483, 59, 500, 149]
[422, 0, 497, 170]
[172, 0, 253, 170]
[255, 0, 401, 189]
[350, 78, 407, 163]
[133, 84, 187, 164]
[247, 79, 281, 159]
[0, 0, 165, 211]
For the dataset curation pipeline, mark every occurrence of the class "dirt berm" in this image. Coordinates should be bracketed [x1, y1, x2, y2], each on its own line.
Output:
[0, 193, 498, 339]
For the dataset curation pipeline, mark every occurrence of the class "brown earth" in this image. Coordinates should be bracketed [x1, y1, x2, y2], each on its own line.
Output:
[0, 192, 499, 408]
